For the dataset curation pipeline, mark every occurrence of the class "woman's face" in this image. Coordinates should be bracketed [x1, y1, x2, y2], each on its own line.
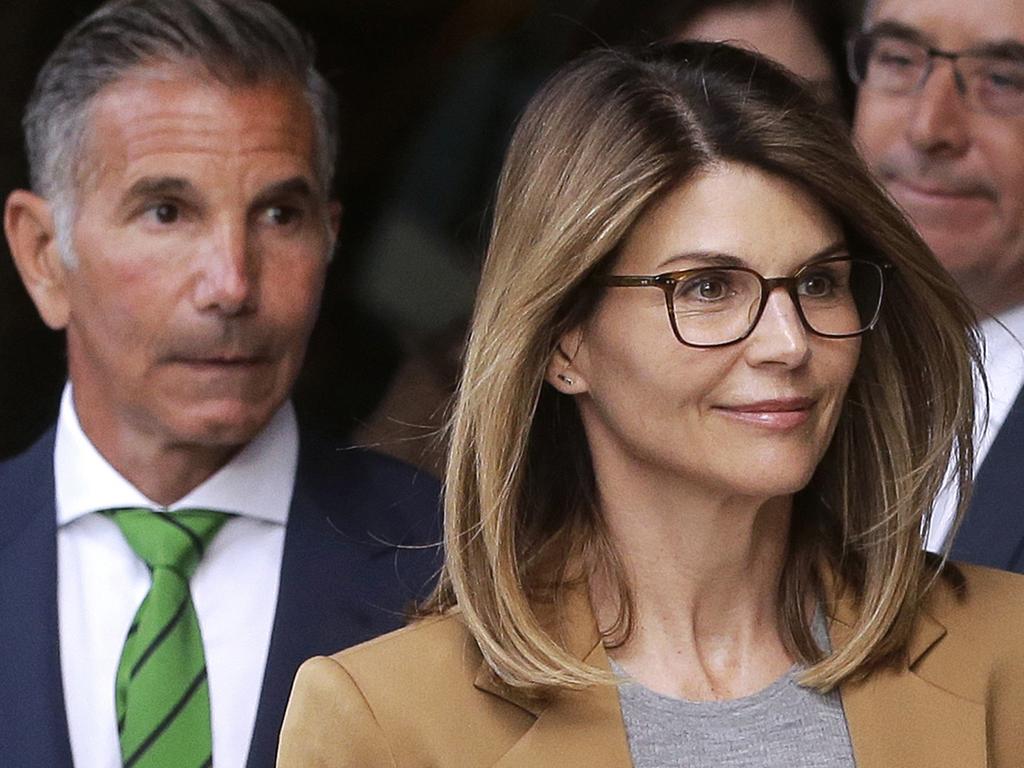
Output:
[555, 163, 860, 501]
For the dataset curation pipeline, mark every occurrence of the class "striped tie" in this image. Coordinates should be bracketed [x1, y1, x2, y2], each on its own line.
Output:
[104, 508, 229, 768]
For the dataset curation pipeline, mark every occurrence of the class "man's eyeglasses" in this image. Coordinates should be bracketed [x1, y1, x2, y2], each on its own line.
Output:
[595, 256, 892, 349]
[847, 30, 1024, 116]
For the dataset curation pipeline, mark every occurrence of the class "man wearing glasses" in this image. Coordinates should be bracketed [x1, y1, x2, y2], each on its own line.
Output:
[850, 0, 1024, 573]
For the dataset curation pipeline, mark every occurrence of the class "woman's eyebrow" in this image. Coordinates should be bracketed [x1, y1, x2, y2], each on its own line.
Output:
[656, 251, 745, 270]
[809, 241, 849, 260]
[656, 241, 847, 271]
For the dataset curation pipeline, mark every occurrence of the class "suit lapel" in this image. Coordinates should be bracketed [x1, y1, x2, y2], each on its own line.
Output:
[952, 382, 1024, 572]
[833, 596, 988, 768]
[245, 448, 330, 768]
[246, 437, 442, 768]
[0, 429, 74, 767]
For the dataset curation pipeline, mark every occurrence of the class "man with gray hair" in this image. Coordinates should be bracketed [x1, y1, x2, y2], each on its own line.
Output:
[0, 2, 440, 766]
[850, 0, 1024, 573]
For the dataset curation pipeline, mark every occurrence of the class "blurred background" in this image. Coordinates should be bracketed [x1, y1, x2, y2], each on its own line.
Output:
[0, 0, 862, 473]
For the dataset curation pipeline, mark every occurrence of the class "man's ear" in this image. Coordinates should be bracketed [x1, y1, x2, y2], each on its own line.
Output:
[544, 326, 589, 394]
[327, 200, 342, 251]
[4, 190, 71, 330]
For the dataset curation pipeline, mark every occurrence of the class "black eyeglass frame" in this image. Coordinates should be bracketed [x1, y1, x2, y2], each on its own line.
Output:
[596, 256, 895, 349]
[846, 30, 1024, 116]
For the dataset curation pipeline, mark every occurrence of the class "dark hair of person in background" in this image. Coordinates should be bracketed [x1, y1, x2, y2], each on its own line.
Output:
[574, 0, 857, 120]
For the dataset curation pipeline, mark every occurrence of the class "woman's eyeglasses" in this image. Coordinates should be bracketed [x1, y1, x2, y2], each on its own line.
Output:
[595, 256, 893, 349]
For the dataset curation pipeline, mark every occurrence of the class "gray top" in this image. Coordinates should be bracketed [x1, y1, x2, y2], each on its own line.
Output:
[613, 619, 856, 767]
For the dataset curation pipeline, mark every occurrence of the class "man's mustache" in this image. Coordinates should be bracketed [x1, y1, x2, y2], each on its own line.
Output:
[875, 154, 998, 201]
[159, 322, 279, 362]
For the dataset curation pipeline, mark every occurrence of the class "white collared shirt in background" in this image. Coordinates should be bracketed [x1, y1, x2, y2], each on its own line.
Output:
[927, 304, 1024, 553]
[56, 385, 298, 768]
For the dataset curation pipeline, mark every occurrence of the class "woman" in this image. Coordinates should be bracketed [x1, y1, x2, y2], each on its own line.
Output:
[279, 43, 1024, 767]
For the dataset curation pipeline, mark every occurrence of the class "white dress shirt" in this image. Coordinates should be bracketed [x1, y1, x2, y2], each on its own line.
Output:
[56, 385, 298, 768]
[927, 304, 1024, 553]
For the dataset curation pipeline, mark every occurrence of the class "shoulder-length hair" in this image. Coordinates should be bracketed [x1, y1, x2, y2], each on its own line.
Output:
[427, 42, 980, 693]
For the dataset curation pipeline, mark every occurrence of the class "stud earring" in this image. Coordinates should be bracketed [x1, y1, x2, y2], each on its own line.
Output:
[557, 374, 574, 386]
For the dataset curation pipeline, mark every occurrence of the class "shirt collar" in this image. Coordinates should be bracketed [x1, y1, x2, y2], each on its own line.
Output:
[977, 303, 1024, 416]
[979, 302, 1024, 369]
[55, 384, 297, 527]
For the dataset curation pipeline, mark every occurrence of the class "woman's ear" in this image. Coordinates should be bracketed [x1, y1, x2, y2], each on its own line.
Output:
[5, 190, 71, 330]
[545, 326, 588, 394]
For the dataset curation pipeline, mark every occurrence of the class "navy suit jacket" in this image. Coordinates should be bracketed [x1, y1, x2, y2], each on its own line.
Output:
[952, 382, 1024, 573]
[0, 427, 442, 768]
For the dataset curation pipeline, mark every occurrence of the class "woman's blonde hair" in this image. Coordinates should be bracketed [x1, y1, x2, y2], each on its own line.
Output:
[426, 43, 980, 693]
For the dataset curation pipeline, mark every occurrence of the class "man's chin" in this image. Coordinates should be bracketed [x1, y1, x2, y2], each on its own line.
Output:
[931, 245, 997, 283]
[162, 400, 281, 450]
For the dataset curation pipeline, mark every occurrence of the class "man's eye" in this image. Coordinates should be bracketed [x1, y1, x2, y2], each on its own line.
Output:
[870, 39, 922, 70]
[263, 205, 302, 226]
[150, 203, 180, 224]
[874, 51, 915, 68]
[981, 63, 1024, 93]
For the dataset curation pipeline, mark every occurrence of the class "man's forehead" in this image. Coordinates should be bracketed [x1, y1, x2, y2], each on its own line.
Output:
[78, 66, 318, 189]
[89, 63, 313, 139]
[867, 0, 1024, 46]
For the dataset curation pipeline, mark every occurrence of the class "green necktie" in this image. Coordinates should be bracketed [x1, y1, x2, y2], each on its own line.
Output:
[104, 508, 230, 768]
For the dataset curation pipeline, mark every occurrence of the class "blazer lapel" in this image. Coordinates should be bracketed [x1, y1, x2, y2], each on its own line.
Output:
[952, 382, 1024, 572]
[0, 429, 75, 767]
[841, 671, 986, 768]
[487, 647, 633, 768]
[475, 588, 633, 768]
[833, 598, 988, 768]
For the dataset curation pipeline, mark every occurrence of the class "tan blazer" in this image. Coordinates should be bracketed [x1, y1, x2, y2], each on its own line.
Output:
[278, 564, 1024, 767]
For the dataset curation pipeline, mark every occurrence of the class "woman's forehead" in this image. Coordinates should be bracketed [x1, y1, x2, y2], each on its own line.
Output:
[614, 164, 843, 275]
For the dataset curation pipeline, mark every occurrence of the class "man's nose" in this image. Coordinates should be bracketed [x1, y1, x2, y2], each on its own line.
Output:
[744, 288, 811, 369]
[906, 60, 970, 156]
[193, 223, 257, 315]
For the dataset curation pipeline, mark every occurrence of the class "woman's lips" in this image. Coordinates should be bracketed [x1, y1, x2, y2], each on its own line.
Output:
[714, 398, 815, 429]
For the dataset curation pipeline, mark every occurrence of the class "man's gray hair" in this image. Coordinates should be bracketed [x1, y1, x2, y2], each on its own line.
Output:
[24, 0, 339, 207]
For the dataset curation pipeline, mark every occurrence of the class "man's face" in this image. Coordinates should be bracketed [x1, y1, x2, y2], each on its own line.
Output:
[853, 0, 1024, 313]
[60, 66, 335, 452]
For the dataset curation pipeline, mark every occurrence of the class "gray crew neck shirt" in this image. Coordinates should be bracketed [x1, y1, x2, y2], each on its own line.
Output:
[613, 618, 856, 767]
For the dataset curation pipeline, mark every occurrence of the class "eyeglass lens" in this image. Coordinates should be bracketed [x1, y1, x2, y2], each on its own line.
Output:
[851, 33, 1024, 116]
[669, 258, 884, 346]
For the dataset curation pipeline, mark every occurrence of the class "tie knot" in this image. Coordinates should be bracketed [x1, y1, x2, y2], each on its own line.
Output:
[103, 508, 230, 577]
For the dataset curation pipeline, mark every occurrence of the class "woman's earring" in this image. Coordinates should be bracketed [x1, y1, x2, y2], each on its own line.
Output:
[557, 374, 574, 387]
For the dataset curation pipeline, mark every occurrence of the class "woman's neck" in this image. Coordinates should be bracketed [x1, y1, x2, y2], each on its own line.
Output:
[591, 472, 798, 701]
